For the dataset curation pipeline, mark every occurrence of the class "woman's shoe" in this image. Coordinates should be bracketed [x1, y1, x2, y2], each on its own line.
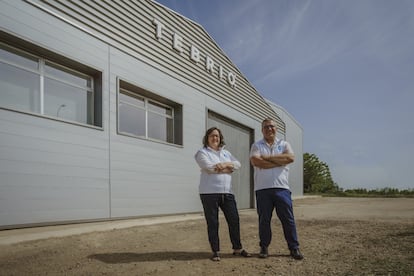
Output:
[233, 249, 252, 257]
[211, 251, 220, 261]
[259, 247, 268, 258]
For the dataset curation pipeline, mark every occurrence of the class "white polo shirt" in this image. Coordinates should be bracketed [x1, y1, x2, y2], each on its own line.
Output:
[194, 146, 241, 194]
[250, 138, 294, 191]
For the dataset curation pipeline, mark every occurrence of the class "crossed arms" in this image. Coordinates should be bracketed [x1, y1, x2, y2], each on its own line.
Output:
[250, 153, 294, 169]
[195, 151, 241, 174]
[212, 162, 237, 173]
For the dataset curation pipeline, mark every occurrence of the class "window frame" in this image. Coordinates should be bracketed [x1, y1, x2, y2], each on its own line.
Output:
[117, 79, 183, 146]
[0, 39, 102, 129]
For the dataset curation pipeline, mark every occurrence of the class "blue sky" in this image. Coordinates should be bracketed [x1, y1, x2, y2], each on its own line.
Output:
[154, 0, 414, 190]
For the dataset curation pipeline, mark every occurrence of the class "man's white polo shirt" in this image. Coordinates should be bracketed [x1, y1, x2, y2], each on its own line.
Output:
[250, 138, 294, 191]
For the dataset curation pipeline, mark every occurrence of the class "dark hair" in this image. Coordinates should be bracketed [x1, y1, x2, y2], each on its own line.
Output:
[202, 127, 225, 148]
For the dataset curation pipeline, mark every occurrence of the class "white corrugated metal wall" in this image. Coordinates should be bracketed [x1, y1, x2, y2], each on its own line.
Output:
[0, 1, 111, 228]
[0, 0, 301, 229]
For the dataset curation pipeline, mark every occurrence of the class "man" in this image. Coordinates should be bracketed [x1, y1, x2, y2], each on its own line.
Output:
[250, 118, 303, 260]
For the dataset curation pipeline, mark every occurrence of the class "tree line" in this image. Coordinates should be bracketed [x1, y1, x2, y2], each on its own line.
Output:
[303, 152, 414, 197]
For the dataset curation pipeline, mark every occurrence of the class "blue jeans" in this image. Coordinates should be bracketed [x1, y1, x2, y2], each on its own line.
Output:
[200, 193, 242, 252]
[255, 188, 300, 250]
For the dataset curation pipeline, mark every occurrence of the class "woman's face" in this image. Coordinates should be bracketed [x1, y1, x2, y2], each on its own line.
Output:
[207, 129, 220, 150]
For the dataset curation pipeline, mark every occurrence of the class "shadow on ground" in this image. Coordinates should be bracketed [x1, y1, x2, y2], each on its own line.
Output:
[88, 251, 292, 263]
[89, 251, 211, 263]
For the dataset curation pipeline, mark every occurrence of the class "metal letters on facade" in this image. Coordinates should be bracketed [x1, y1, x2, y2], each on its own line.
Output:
[153, 18, 237, 88]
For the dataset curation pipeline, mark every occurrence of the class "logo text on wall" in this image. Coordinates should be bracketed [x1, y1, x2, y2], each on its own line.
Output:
[153, 19, 236, 88]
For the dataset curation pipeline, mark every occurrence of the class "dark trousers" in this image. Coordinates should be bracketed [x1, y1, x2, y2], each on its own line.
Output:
[200, 193, 242, 252]
[255, 188, 299, 250]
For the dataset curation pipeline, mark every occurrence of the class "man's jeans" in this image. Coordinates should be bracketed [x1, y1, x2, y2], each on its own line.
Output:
[255, 188, 300, 250]
[200, 193, 242, 252]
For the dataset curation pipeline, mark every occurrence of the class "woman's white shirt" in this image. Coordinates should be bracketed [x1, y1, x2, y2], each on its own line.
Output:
[194, 146, 241, 194]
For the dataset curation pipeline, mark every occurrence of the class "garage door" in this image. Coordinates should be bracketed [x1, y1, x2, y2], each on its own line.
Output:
[207, 111, 253, 209]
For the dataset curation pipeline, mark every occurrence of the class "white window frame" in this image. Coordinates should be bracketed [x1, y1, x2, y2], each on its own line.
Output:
[0, 42, 97, 127]
[118, 87, 175, 144]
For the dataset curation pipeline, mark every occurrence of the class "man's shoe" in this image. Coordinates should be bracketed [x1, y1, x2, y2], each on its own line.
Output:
[259, 247, 268, 258]
[290, 248, 304, 260]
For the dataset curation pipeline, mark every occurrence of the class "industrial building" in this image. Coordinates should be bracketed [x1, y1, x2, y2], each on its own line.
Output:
[0, 0, 303, 229]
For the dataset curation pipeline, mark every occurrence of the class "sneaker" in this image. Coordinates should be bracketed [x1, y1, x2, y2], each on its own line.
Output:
[290, 248, 304, 260]
[259, 246, 268, 258]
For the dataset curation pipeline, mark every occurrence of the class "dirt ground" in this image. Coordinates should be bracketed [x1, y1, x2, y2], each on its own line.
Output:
[0, 197, 413, 275]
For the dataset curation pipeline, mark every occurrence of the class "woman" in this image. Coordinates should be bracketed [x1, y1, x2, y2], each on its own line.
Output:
[195, 127, 251, 261]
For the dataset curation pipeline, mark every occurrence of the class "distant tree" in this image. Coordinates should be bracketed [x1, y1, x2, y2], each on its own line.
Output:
[303, 153, 339, 193]
[343, 187, 414, 197]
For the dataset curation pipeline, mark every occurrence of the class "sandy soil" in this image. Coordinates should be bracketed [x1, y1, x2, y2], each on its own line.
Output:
[0, 197, 413, 275]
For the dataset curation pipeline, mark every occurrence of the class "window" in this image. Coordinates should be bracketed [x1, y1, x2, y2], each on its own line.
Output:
[0, 41, 102, 127]
[118, 80, 182, 145]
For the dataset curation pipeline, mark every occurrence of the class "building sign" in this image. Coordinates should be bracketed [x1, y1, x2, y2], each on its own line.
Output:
[153, 19, 236, 88]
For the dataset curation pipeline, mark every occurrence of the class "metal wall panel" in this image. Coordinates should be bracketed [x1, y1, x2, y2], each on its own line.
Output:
[108, 47, 203, 217]
[0, 111, 110, 227]
[0, 0, 111, 228]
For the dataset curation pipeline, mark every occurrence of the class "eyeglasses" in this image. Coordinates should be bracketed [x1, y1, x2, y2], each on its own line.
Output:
[263, 125, 276, 129]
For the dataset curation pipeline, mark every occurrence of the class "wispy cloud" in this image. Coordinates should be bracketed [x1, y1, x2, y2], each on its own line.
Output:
[156, 0, 414, 190]
[215, 0, 414, 86]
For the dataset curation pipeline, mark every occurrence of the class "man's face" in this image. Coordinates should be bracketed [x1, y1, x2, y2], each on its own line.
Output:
[262, 121, 277, 141]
